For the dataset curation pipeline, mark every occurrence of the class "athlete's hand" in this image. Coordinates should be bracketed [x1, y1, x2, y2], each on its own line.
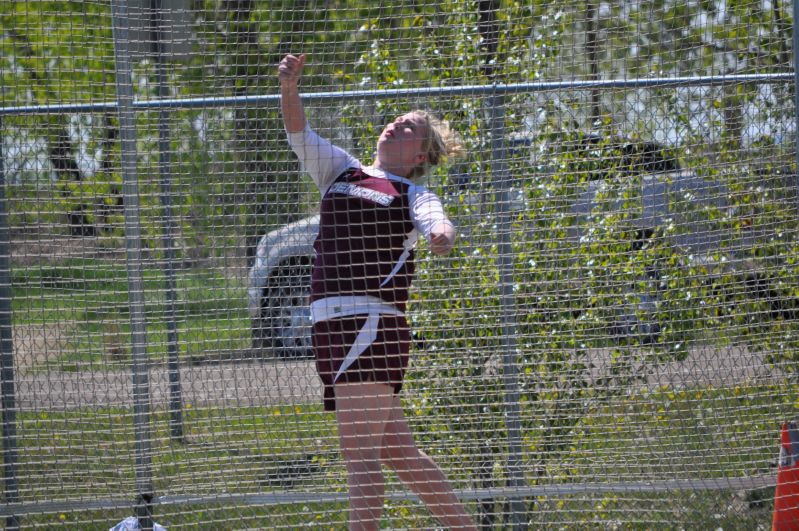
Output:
[278, 54, 306, 86]
[429, 221, 456, 256]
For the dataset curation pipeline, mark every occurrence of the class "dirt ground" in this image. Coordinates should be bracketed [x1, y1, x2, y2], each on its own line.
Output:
[8, 341, 784, 412]
[13, 323, 72, 371]
[13, 359, 322, 411]
[8, 236, 785, 411]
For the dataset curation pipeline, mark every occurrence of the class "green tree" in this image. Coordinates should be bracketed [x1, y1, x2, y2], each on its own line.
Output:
[0, 3, 120, 236]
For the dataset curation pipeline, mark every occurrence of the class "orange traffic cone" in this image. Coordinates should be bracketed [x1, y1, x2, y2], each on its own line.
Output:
[773, 421, 799, 530]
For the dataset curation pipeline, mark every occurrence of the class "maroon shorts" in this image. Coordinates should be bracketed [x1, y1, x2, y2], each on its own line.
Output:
[313, 313, 411, 412]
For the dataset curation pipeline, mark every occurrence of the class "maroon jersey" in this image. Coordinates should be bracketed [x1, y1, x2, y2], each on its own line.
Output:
[310, 167, 419, 311]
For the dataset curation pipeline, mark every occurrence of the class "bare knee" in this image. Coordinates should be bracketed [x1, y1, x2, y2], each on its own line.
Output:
[342, 443, 382, 466]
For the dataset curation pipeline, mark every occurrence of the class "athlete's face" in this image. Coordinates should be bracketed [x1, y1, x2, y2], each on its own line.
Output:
[376, 113, 428, 171]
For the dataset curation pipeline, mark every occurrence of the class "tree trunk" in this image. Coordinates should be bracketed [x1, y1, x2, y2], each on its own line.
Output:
[585, 2, 601, 125]
[49, 123, 97, 236]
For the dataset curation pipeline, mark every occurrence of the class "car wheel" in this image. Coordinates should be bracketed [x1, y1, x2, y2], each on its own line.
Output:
[254, 260, 313, 359]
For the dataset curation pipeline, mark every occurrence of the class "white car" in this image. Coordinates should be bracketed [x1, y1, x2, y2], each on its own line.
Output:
[247, 137, 787, 356]
[248, 215, 319, 358]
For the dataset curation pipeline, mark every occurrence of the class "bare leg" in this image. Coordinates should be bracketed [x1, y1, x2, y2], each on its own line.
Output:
[335, 382, 395, 531]
[380, 395, 477, 530]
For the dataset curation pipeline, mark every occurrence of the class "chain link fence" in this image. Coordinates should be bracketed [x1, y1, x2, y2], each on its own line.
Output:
[1, 1, 797, 528]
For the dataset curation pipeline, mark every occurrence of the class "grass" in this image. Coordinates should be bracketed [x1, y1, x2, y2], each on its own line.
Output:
[11, 259, 253, 370]
[14, 404, 346, 529]
[5, 259, 786, 528]
[7, 385, 785, 529]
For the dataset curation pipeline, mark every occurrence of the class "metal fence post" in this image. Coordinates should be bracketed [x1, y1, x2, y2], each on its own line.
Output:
[110, 1, 155, 528]
[0, 118, 20, 530]
[793, 0, 799, 210]
[150, 0, 184, 442]
[487, 94, 527, 529]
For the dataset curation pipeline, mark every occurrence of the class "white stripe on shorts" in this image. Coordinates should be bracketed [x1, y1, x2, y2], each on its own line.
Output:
[334, 312, 381, 383]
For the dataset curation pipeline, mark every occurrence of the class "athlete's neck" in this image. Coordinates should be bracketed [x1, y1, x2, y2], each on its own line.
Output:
[372, 159, 413, 180]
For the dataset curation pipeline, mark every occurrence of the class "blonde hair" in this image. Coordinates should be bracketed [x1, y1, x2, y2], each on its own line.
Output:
[408, 110, 465, 180]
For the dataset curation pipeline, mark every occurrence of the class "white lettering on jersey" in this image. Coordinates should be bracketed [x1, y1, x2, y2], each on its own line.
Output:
[328, 182, 394, 206]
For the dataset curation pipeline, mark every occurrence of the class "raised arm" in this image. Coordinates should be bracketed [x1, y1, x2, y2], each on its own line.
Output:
[278, 53, 358, 193]
[278, 53, 307, 133]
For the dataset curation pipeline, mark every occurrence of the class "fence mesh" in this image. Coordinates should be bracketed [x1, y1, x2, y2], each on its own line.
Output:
[0, 1, 796, 528]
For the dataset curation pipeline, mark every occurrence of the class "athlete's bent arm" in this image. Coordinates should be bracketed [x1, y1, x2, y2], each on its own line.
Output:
[429, 220, 456, 256]
[411, 187, 457, 256]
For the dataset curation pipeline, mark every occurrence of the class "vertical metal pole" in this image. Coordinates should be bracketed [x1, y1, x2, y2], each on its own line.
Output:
[0, 118, 20, 530]
[110, 2, 154, 529]
[793, 0, 799, 206]
[150, 0, 183, 442]
[487, 94, 527, 529]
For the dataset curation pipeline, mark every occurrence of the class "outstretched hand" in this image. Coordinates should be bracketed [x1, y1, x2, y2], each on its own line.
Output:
[278, 54, 306, 86]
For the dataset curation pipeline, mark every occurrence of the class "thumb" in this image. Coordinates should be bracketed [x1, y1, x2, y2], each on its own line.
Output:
[298, 54, 306, 69]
